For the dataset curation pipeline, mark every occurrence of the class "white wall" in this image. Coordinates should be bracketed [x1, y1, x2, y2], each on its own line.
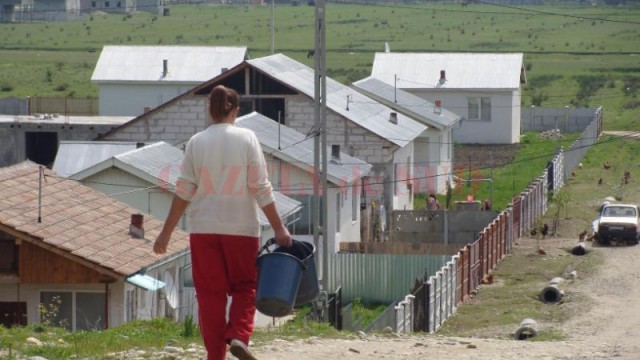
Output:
[410, 90, 519, 144]
[392, 142, 414, 211]
[82, 167, 186, 230]
[413, 128, 454, 195]
[0, 282, 125, 330]
[98, 83, 197, 116]
[264, 154, 363, 251]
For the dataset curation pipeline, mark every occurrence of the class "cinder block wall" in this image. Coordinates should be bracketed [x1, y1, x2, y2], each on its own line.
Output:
[0, 122, 119, 168]
[100, 97, 208, 144]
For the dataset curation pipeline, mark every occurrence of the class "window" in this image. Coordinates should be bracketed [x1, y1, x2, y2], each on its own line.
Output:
[117, 1, 121, 7]
[40, 291, 105, 331]
[91, 1, 96, 7]
[0, 236, 18, 275]
[467, 97, 492, 121]
[105, 1, 110, 7]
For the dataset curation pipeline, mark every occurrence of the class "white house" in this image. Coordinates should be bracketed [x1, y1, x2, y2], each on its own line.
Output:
[352, 77, 462, 195]
[370, 52, 526, 144]
[0, 161, 192, 330]
[91, 46, 249, 116]
[56, 141, 302, 242]
[236, 112, 372, 253]
[94, 53, 429, 215]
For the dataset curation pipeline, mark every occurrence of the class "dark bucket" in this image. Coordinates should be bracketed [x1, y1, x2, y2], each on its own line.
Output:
[255, 244, 305, 317]
[274, 240, 319, 305]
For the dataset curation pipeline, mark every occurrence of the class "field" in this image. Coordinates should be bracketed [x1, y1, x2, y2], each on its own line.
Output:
[0, 3, 639, 128]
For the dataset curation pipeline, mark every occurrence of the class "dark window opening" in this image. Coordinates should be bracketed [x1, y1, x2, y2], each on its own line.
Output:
[255, 98, 285, 124]
[91, 1, 96, 7]
[25, 132, 58, 167]
[0, 302, 27, 327]
[0, 234, 19, 275]
[105, 1, 110, 7]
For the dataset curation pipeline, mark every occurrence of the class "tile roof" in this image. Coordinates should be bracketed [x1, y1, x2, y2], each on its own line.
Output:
[0, 161, 190, 278]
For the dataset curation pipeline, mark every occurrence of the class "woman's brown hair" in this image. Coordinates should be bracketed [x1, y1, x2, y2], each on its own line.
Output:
[208, 85, 239, 123]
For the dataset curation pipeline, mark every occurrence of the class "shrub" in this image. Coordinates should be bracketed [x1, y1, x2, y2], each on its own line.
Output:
[0, 83, 13, 92]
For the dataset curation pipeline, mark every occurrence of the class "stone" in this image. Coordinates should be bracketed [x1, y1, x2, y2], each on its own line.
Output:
[25, 337, 43, 347]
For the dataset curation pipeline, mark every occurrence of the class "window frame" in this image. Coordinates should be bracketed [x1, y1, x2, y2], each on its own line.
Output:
[467, 96, 492, 121]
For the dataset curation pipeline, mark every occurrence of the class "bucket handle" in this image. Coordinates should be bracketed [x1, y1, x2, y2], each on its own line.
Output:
[256, 238, 308, 270]
[257, 238, 277, 256]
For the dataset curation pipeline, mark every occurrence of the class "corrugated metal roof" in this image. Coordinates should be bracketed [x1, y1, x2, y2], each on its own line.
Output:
[108, 142, 301, 225]
[352, 77, 461, 130]
[371, 52, 524, 89]
[236, 112, 372, 185]
[247, 54, 426, 147]
[115, 142, 183, 187]
[0, 161, 190, 277]
[53, 141, 146, 178]
[91, 45, 248, 83]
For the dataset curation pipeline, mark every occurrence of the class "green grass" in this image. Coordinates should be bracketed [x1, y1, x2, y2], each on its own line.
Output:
[437, 133, 640, 340]
[448, 132, 581, 211]
[437, 237, 604, 340]
[0, 318, 202, 359]
[0, 3, 639, 131]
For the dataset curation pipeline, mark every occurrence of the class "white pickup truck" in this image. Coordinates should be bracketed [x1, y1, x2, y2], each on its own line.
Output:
[592, 204, 640, 246]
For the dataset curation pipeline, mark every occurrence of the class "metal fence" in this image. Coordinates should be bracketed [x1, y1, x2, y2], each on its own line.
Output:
[0, 97, 99, 116]
[326, 253, 448, 305]
[353, 107, 604, 333]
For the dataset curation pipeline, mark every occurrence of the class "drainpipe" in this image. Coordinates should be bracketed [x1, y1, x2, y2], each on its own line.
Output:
[104, 282, 109, 329]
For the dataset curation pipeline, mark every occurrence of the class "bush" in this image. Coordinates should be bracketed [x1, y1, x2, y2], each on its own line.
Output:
[0, 83, 13, 92]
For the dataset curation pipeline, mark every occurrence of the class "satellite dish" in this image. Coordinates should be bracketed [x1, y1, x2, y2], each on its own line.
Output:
[163, 270, 179, 309]
[379, 204, 387, 232]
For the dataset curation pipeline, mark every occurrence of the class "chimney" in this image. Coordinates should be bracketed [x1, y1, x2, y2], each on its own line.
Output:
[439, 70, 446, 84]
[136, 142, 145, 148]
[389, 112, 398, 124]
[144, 106, 151, 113]
[330, 144, 341, 164]
[221, 67, 229, 73]
[129, 213, 145, 239]
[434, 99, 442, 114]
[162, 59, 168, 78]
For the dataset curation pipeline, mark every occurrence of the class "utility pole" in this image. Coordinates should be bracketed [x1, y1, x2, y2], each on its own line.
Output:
[270, 0, 275, 54]
[313, 0, 328, 308]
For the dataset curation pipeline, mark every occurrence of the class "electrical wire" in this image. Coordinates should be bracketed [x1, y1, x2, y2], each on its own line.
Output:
[0, 128, 637, 213]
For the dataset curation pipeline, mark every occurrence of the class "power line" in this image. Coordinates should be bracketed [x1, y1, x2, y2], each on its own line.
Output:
[1, 129, 636, 213]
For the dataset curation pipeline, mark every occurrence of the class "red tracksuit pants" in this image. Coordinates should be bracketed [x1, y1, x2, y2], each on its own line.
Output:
[189, 233, 259, 360]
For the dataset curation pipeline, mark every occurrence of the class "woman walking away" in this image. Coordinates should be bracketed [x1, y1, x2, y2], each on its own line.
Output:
[153, 85, 292, 360]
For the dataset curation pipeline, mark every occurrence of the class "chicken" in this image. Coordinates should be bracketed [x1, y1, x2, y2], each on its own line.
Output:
[541, 223, 549, 239]
[578, 230, 588, 242]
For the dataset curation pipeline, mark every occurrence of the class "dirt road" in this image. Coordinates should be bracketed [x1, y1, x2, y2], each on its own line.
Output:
[250, 135, 640, 360]
[252, 239, 640, 360]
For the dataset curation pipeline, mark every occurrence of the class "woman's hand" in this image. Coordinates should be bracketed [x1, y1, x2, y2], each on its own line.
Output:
[153, 230, 171, 254]
[274, 226, 292, 247]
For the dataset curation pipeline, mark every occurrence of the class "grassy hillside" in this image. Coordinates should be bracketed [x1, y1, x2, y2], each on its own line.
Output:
[0, 3, 638, 128]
